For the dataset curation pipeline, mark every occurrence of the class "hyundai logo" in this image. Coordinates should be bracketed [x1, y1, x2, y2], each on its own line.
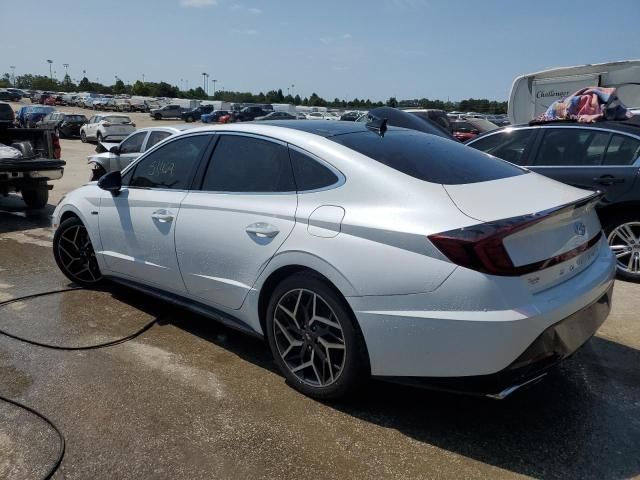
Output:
[574, 222, 586, 236]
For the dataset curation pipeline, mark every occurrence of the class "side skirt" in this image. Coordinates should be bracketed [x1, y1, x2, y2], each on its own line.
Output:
[105, 276, 264, 340]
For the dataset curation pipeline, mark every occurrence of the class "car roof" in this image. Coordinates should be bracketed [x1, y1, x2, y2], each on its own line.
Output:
[136, 125, 197, 133]
[255, 120, 373, 137]
[499, 117, 640, 136]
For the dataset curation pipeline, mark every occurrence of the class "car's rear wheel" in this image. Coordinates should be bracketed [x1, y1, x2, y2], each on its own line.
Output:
[605, 215, 640, 282]
[80, 130, 87, 143]
[21, 185, 49, 209]
[186, 115, 194, 123]
[97, 132, 103, 142]
[154, 113, 161, 120]
[53, 217, 103, 287]
[265, 273, 368, 400]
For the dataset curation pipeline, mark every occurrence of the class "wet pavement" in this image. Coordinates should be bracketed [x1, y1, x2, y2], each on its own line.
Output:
[1, 144, 640, 479]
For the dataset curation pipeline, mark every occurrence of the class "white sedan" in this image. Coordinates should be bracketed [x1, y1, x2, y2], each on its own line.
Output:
[52, 120, 615, 400]
[80, 114, 136, 143]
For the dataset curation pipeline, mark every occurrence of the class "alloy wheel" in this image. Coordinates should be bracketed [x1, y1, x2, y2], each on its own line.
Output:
[608, 221, 640, 276]
[56, 224, 102, 283]
[273, 289, 346, 387]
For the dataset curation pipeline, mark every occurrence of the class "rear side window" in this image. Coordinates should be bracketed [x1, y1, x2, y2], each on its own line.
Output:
[128, 135, 209, 189]
[534, 129, 610, 166]
[146, 131, 172, 150]
[289, 149, 339, 191]
[603, 134, 640, 165]
[469, 129, 535, 165]
[330, 130, 525, 185]
[202, 135, 295, 192]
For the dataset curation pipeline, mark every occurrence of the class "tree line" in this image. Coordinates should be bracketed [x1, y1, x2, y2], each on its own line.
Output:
[1, 73, 507, 113]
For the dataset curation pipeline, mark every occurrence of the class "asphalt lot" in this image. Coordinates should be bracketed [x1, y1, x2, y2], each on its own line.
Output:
[1, 102, 640, 479]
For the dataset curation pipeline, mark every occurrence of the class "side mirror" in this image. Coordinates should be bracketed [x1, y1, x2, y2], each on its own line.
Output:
[109, 145, 120, 154]
[98, 170, 122, 195]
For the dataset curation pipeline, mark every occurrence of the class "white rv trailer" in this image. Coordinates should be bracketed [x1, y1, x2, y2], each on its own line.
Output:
[508, 60, 640, 124]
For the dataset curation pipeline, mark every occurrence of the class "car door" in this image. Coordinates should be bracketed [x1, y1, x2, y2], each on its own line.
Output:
[88, 116, 101, 139]
[527, 127, 639, 203]
[466, 128, 538, 165]
[97, 133, 212, 293]
[175, 133, 298, 310]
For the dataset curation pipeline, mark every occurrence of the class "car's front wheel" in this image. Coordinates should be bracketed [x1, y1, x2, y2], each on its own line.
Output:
[265, 273, 368, 399]
[96, 132, 103, 142]
[53, 217, 103, 287]
[80, 130, 87, 143]
[605, 214, 640, 282]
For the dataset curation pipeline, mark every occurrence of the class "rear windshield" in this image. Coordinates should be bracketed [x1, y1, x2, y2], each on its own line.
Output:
[330, 129, 526, 185]
[31, 106, 54, 113]
[104, 116, 131, 124]
[66, 115, 87, 122]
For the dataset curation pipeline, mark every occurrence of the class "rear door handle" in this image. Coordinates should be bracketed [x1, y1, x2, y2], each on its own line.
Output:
[151, 209, 174, 223]
[246, 222, 279, 238]
[593, 175, 624, 185]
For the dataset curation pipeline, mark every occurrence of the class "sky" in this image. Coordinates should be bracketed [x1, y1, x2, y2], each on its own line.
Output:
[2, 0, 639, 102]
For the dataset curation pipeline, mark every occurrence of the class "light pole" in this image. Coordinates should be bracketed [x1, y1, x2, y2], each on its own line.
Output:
[46, 59, 53, 80]
[201, 73, 208, 94]
[142, 73, 145, 84]
[211, 79, 217, 97]
[63, 63, 69, 75]
[291, 84, 295, 98]
[9, 66, 15, 86]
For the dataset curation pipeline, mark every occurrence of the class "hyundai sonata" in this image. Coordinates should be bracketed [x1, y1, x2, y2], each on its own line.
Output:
[52, 121, 615, 399]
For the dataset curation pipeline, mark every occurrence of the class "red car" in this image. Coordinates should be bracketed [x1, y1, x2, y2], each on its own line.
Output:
[451, 118, 499, 142]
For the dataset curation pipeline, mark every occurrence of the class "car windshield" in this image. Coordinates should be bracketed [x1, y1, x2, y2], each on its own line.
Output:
[30, 106, 54, 113]
[104, 116, 131, 124]
[330, 129, 526, 185]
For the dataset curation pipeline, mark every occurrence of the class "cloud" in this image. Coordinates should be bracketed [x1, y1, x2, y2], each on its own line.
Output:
[233, 28, 258, 35]
[342, 33, 352, 39]
[247, 7, 262, 14]
[319, 37, 333, 45]
[180, 0, 217, 7]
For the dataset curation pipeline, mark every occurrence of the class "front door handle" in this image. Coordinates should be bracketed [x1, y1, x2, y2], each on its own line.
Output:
[246, 222, 279, 238]
[151, 209, 174, 223]
[593, 175, 624, 186]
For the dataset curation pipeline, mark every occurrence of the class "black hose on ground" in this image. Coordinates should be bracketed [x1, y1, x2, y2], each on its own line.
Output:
[0, 287, 160, 480]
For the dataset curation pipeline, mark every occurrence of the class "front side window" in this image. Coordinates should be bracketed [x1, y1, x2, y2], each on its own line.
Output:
[119, 132, 147, 154]
[128, 135, 210, 189]
[534, 129, 610, 166]
[469, 129, 535, 165]
[603, 134, 640, 165]
[146, 131, 172, 150]
[202, 135, 295, 192]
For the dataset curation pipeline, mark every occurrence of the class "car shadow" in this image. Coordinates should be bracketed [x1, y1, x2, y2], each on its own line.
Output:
[0, 195, 54, 234]
[151, 296, 640, 479]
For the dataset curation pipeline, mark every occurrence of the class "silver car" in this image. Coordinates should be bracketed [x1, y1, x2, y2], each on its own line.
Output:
[88, 125, 195, 180]
[52, 121, 615, 400]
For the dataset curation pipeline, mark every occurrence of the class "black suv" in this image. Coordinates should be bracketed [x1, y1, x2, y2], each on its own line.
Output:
[181, 104, 214, 123]
[467, 119, 640, 281]
[236, 106, 269, 122]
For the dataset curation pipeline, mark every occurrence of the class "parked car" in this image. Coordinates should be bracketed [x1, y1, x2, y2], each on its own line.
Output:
[201, 110, 231, 124]
[0, 89, 21, 102]
[404, 109, 453, 134]
[451, 118, 498, 141]
[87, 125, 195, 180]
[37, 112, 88, 138]
[467, 118, 640, 281]
[181, 105, 214, 123]
[6, 88, 28, 99]
[1, 102, 64, 209]
[305, 111, 333, 120]
[114, 99, 132, 112]
[340, 111, 362, 121]
[235, 106, 269, 122]
[53, 120, 615, 400]
[18, 106, 55, 128]
[150, 104, 188, 120]
[357, 107, 456, 141]
[80, 114, 136, 143]
[254, 111, 297, 121]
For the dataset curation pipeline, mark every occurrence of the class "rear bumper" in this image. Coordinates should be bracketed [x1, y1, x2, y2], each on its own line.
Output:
[348, 237, 616, 379]
[378, 285, 612, 398]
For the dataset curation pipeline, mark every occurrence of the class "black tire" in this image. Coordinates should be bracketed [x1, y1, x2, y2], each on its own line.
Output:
[97, 132, 103, 142]
[604, 213, 640, 282]
[154, 113, 162, 120]
[186, 115, 194, 123]
[80, 130, 87, 143]
[53, 217, 103, 287]
[90, 164, 107, 181]
[265, 272, 369, 400]
[55, 127, 63, 139]
[21, 186, 49, 209]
